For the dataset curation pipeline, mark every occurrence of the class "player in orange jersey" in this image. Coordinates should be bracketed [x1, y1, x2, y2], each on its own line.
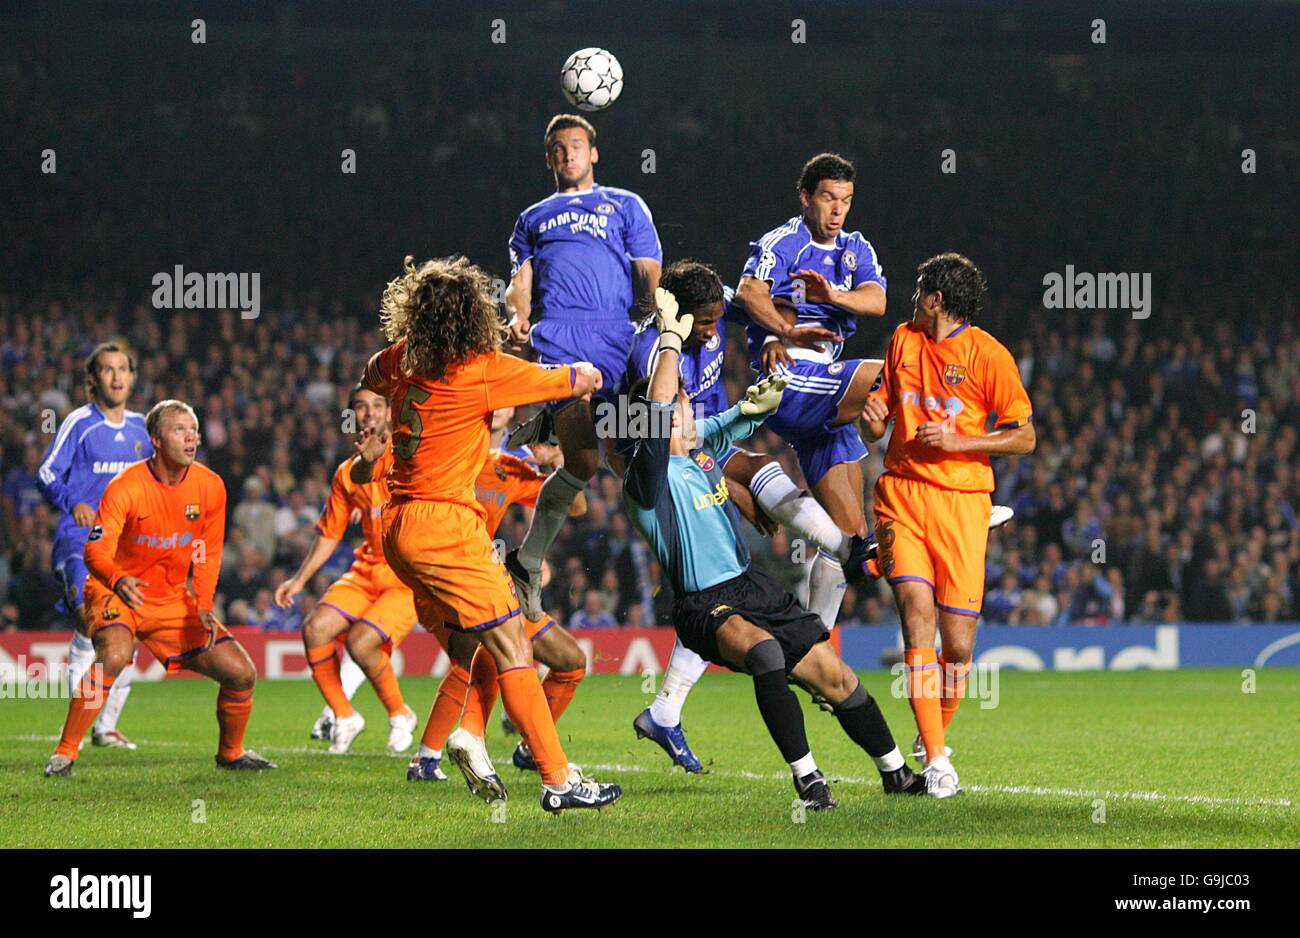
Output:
[44, 400, 275, 777]
[404, 406, 589, 789]
[274, 385, 419, 755]
[360, 254, 620, 813]
[860, 253, 1035, 798]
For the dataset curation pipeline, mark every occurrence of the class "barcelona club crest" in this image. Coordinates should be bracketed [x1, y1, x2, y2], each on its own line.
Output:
[184, 503, 201, 521]
[944, 363, 967, 387]
[494, 464, 508, 482]
[693, 451, 715, 471]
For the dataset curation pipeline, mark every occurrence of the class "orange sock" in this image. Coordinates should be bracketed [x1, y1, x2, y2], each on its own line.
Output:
[497, 666, 568, 785]
[905, 647, 945, 762]
[421, 662, 471, 752]
[541, 667, 584, 723]
[368, 651, 407, 718]
[54, 668, 115, 759]
[938, 654, 969, 729]
[307, 645, 353, 718]
[460, 651, 499, 738]
[217, 687, 254, 761]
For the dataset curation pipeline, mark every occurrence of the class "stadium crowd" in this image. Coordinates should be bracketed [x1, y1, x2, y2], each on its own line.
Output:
[2, 297, 1296, 630]
[2, 9, 1296, 629]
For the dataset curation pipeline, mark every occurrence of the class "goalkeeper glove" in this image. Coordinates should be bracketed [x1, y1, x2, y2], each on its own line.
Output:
[654, 286, 694, 351]
[739, 371, 789, 416]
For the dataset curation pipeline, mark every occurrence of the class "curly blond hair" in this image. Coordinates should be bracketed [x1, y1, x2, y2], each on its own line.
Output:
[379, 255, 505, 381]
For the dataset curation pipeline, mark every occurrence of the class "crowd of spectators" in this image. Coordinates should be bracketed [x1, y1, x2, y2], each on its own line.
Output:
[2, 7, 1296, 629]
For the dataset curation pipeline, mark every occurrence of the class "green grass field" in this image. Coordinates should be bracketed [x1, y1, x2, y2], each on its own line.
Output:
[3, 668, 1297, 848]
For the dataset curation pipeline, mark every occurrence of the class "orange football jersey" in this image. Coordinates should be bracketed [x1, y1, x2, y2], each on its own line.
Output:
[362, 341, 575, 508]
[869, 320, 1032, 493]
[473, 450, 544, 536]
[85, 459, 227, 611]
[316, 442, 394, 564]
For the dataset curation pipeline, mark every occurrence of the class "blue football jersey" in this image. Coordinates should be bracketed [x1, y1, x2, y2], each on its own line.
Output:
[36, 402, 153, 562]
[509, 184, 662, 323]
[739, 215, 886, 364]
[620, 286, 743, 421]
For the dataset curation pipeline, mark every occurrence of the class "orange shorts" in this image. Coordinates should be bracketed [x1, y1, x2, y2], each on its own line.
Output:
[82, 579, 233, 672]
[383, 500, 520, 633]
[319, 559, 418, 647]
[872, 473, 992, 619]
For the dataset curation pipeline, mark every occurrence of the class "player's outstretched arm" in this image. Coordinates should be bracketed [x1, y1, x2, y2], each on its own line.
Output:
[350, 425, 390, 483]
[624, 288, 685, 508]
[697, 372, 788, 454]
[793, 269, 886, 317]
[915, 421, 1036, 455]
[275, 534, 342, 608]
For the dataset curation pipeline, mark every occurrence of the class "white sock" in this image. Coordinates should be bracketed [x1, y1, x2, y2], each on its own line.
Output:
[517, 467, 585, 572]
[66, 631, 96, 692]
[650, 639, 709, 726]
[340, 652, 366, 700]
[93, 662, 134, 733]
[873, 747, 905, 772]
[418, 744, 441, 760]
[750, 463, 848, 561]
[807, 550, 847, 631]
[790, 752, 818, 778]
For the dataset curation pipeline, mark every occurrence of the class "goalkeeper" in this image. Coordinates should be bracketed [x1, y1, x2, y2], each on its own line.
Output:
[621, 288, 926, 809]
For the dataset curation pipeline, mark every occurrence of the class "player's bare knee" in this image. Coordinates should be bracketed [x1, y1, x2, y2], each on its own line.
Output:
[223, 667, 256, 693]
[343, 625, 378, 663]
[97, 646, 131, 677]
[301, 613, 335, 648]
[548, 637, 587, 673]
[940, 635, 974, 665]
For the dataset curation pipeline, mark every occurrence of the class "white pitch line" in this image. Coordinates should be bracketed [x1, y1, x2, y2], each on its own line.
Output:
[7, 736, 1292, 808]
[577, 761, 1296, 809]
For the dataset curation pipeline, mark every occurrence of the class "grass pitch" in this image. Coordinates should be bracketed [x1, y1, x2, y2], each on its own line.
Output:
[3, 668, 1297, 848]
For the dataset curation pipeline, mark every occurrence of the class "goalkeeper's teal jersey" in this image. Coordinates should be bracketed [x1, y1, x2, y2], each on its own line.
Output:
[622, 401, 765, 595]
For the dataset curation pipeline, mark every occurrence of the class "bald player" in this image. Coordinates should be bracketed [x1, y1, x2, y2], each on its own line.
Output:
[45, 400, 274, 777]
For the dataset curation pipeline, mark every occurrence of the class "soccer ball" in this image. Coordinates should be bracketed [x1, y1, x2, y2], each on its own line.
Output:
[560, 48, 623, 112]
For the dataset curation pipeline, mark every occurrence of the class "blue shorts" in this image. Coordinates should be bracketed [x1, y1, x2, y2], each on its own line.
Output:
[766, 358, 869, 487]
[530, 318, 634, 412]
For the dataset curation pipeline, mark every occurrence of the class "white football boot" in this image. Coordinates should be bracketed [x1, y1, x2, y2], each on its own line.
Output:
[328, 711, 366, 754]
[386, 706, 418, 753]
[922, 755, 961, 799]
[446, 727, 508, 802]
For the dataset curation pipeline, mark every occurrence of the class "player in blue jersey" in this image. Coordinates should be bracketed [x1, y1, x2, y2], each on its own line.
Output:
[620, 286, 925, 807]
[36, 342, 153, 750]
[502, 113, 662, 621]
[730, 153, 894, 639]
[612, 261, 874, 771]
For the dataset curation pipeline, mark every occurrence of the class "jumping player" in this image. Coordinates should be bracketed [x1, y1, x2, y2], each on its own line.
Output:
[274, 385, 419, 755]
[502, 113, 661, 623]
[622, 287, 925, 807]
[360, 254, 620, 813]
[731, 153, 895, 640]
[44, 400, 274, 776]
[861, 253, 1035, 797]
[405, 406, 589, 790]
[37, 342, 152, 750]
[613, 260, 874, 771]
